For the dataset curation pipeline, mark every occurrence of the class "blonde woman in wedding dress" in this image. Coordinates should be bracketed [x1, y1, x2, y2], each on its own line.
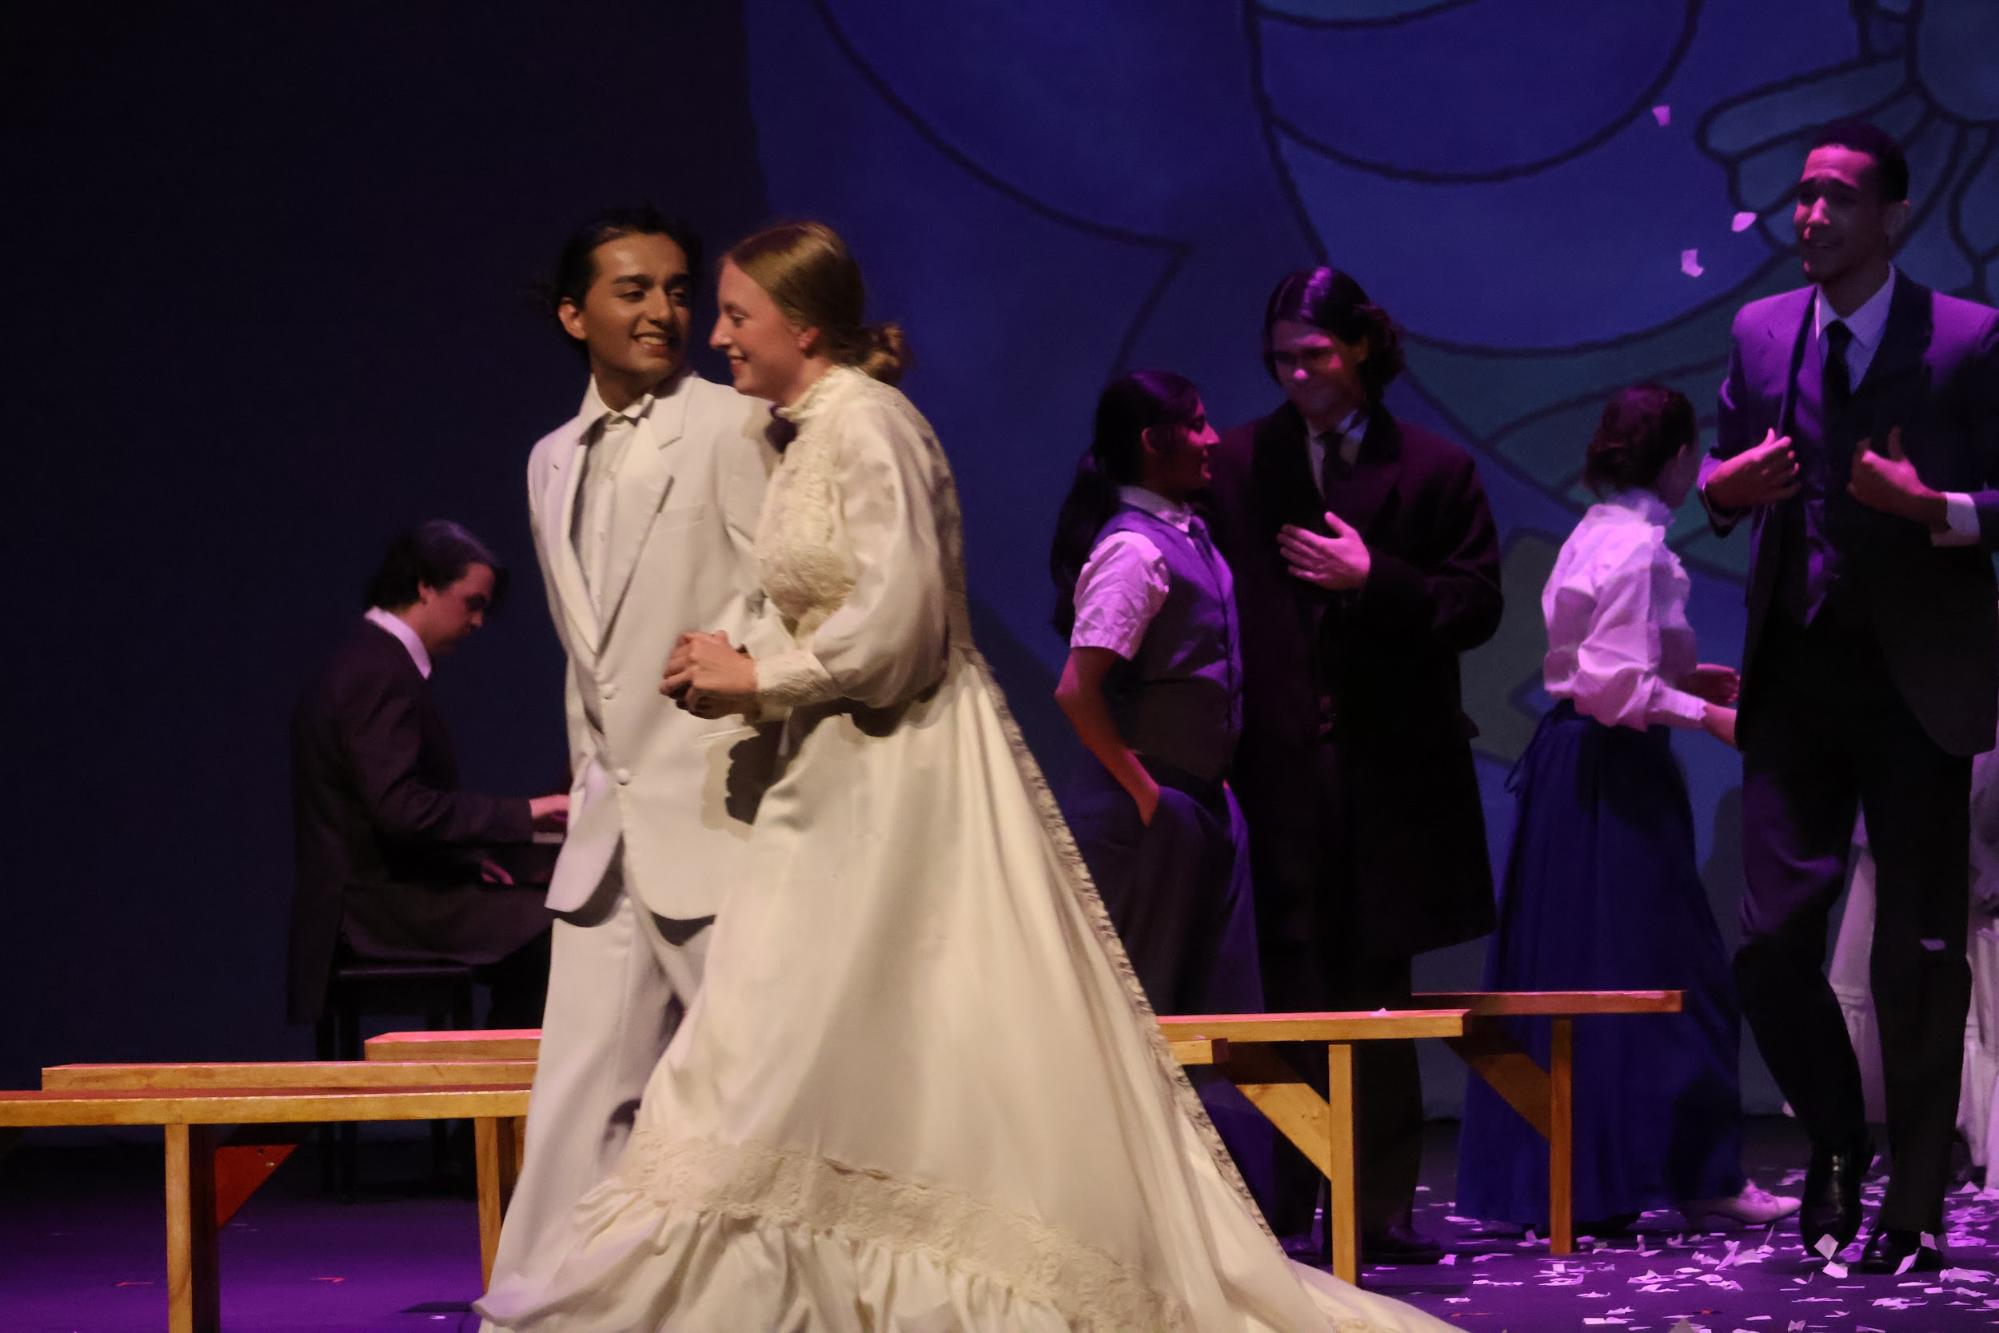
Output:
[476, 221, 1448, 1332]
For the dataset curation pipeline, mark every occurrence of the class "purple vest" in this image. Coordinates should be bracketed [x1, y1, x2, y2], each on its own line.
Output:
[1096, 506, 1243, 784]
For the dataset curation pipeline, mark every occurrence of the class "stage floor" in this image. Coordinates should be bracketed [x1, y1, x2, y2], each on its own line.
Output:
[5, 1119, 1999, 1329]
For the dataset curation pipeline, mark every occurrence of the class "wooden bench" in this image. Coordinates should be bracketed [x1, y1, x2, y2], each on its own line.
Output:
[370, 1013, 1463, 1285]
[6, 1067, 532, 1333]
[1411, 989, 1684, 1259]
[373, 992, 1681, 1284]
[1158, 1009, 1469, 1281]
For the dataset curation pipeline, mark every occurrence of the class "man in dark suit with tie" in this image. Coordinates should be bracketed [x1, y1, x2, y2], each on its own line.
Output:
[288, 520, 570, 1030]
[1207, 266, 1503, 1264]
[1700, 122, 1999, 1273]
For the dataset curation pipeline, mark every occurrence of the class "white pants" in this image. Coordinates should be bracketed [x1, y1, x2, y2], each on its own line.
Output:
[486, 859, 711, 1288]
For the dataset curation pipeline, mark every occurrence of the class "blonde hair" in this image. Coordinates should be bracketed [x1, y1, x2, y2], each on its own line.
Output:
[726, 221, 911, 384]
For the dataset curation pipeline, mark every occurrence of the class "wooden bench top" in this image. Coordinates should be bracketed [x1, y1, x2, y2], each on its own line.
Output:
[368, 1030, 540, 1061]
[361, 1028, 1235, 1066]
[1159, 1009, 1469, 1042]
[1412, 990, 1683, 1017]
[42, 1061, 537, 1091]
[0, 1085, 529, 1128]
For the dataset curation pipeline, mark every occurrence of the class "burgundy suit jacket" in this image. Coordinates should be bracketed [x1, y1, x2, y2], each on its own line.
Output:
[1207, 402, 1502, 959]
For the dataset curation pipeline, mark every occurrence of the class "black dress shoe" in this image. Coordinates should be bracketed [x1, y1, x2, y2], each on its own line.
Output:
[1799, 1132, 1874, 1257]
[1362, 1222, 1445, 1265]
[1856, 1228, 1944, 1275]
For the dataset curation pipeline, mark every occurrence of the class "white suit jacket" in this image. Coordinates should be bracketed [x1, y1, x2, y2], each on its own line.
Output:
[527, 368, 780, 919]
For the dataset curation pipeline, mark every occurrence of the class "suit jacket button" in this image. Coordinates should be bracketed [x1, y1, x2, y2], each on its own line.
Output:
[615, 768, 633, 784]
[601, 684, 617, 700]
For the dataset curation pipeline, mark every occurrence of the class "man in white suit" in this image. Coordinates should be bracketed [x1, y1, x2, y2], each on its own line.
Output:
[488, 208, 780, 1284]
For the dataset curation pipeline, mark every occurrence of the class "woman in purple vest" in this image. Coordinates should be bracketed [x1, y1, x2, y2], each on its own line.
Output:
[1050, 370, 1261, 1019]
[1456, 384, 1798, 1234]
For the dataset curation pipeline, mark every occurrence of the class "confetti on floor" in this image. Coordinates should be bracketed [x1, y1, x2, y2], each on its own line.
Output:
[1357, 1120, 1999, 1331]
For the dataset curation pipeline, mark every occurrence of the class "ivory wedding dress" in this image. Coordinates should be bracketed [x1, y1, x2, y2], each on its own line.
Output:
[479, 365, 1446, 1331]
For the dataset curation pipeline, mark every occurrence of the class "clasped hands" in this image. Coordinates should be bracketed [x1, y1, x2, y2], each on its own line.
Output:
[660, 630, 758, 718]
[1706, 426, 1941, 529]
[1278, 511, 1370, 591]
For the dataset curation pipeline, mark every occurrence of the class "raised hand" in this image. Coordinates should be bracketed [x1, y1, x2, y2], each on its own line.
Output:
[1848, 427, 1944, 529]
[1704, 428, 1799, 509]
[1278, 511, 1371, 591]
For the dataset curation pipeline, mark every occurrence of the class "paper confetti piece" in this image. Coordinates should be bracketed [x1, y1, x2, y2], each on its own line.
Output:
[1652, 105, 1672, 126]
[1680, 250, 1704, 278]
[1731, 212, 1758, 233]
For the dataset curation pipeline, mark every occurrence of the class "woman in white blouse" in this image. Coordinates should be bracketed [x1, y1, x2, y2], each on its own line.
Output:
[1455, 384, 1798, 1236]
[478, 222, 1449, 1331]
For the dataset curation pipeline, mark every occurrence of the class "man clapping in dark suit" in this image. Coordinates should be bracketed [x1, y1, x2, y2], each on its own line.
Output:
[1701, 122, 1999, 1274]
[288, 520, 568, 1030]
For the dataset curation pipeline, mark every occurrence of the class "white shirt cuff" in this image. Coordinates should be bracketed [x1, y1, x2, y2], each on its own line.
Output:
[1655, 687, 1711, 730]
[1932, 492, 1979, 547]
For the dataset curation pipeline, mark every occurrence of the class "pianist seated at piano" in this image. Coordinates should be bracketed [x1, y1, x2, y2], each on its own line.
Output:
[287, 519, 569, 1031]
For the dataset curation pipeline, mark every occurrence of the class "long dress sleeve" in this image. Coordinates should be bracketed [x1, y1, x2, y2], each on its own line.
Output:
[754, 394, 951, 712]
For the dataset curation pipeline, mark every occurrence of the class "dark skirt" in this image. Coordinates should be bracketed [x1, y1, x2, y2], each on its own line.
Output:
[1455, 702, 1745, 1224]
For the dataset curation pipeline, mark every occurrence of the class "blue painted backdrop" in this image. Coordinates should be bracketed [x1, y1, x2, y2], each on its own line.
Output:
[2, 2, 1994, 1117]
[736, 0, 1999, 1112]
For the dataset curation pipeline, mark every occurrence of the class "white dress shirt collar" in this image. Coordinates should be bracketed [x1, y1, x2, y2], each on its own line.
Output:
[1598, 487, 1674, 530]
[1814, 265, 1896, 364]
[579, 371, 674, 432]
[1115, 485, 1199, 533]
[363, 606, 432, 679]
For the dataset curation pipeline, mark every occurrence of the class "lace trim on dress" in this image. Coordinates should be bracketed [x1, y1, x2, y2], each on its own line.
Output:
[616, 1129, 1192, 1332]
[773, 363, 852, 425]
[836, 364, 1276, 1244]
[754, 645, 838, 709]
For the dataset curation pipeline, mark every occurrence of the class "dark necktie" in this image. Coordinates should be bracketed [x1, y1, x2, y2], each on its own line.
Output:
[1823, 319, 1853, 416]
[1318, 431, 1352, 496]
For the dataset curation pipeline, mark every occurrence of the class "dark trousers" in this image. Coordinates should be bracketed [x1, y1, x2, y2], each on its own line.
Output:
[1735, 609, 1972, 1231]
[1060, 758, 1275, 1209]
[1256, 737, 1424, 1238]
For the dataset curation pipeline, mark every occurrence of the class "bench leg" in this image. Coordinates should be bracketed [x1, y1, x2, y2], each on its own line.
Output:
[1326, 1043, 1359, 1285]
[475, 1116, 505, 1289]
[164, 1124, 220, 1333]
[1548, 1018, 1574, 1257]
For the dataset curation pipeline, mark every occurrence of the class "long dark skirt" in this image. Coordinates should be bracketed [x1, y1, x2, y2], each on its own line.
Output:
[1456, 702, 1745, 1224]
[1059, 758, 1274, 1207]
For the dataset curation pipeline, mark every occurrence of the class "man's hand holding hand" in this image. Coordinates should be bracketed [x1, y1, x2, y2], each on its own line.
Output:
[662, 630, 758, 718]
[529, 793, 569, 832]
